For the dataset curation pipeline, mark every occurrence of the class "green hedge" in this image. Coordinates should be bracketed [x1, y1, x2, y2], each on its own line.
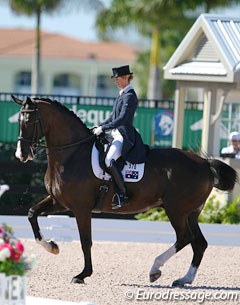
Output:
[135, 195, 240, 224]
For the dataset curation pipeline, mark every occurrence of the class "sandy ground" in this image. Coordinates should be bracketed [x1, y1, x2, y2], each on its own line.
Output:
[23, 239, 240, 305]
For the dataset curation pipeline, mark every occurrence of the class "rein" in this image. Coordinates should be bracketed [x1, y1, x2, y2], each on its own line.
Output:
[40, 135, 95, 151]
[18, 106, 95, 152]
[18, 135, 95, 151]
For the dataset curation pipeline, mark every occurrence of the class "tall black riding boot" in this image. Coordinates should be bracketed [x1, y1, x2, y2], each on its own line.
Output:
[108, 159, 128, 209]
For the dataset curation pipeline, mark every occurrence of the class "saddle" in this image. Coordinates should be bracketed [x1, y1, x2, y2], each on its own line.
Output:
[92, 133, 145, 183]
[95, 133, 125, 174]
[92, 133, 145, 211]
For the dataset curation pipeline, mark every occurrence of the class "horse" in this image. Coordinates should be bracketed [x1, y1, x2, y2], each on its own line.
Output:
[12, 95, 237, 287]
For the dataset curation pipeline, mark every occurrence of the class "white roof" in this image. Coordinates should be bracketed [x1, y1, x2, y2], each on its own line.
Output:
[164, 14, 240, 83]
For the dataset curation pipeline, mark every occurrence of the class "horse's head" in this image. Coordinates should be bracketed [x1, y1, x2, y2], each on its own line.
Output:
[12, 95, 44, 163]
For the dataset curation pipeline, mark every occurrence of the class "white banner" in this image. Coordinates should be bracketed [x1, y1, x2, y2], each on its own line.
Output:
[0, 274, 26, 305]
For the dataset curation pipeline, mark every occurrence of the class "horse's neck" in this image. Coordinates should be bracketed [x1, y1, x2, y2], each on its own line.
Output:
[46, 121, 89, 146]
[40, 104, 91, 160]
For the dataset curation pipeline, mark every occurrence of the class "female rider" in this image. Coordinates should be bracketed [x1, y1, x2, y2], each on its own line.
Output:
[93, 65, 147, 209]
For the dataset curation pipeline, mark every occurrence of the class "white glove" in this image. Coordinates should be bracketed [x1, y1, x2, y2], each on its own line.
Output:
[93, 126, 103, 136]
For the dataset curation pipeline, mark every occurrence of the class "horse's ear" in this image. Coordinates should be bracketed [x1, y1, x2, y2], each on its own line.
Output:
[26, 96, 33, 104]
[11, 95, 23, 105]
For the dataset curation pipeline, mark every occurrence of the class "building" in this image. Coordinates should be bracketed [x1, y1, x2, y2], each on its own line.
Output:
[164, 14, 240, 155]
[164, 14, 240, 204]
[0, 28, 137, 96]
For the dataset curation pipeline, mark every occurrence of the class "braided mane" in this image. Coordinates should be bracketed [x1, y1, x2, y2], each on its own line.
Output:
[34, 97, 90, 132]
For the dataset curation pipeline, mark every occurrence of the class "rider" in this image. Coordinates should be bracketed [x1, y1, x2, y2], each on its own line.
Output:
[93, 65, 147, 209]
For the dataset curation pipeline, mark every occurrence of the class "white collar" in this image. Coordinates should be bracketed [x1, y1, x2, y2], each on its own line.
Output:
[119, 84, 133, 95]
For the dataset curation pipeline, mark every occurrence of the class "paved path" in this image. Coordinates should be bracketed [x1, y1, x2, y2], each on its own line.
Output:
[0, 215, 239, 246]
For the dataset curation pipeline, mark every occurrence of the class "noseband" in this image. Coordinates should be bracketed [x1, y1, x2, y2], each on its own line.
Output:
[18, 104, 42, 150]
[18, 103, 95, 151]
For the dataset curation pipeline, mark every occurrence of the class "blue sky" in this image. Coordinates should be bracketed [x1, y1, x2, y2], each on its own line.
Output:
[0, 2, 239, 42]
[0, 1, 106, 41]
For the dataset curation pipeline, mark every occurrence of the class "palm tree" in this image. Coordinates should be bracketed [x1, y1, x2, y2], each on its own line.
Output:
[196, 0, 240, 12]
[96, 0, 240, 99]
[96, 0, 193, 100]
[8, 0, 65, 94]
[7, 0, 104, 95]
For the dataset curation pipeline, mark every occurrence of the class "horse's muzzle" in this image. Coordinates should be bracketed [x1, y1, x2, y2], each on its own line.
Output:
[15, 141, 34, 163]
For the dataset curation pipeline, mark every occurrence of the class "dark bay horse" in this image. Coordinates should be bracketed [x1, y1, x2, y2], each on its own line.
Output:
[12, 95, 237, 287]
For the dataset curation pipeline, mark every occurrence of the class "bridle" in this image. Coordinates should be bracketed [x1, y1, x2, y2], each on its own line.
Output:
[18, 103, 43, 150]
[18, 104, 95, 152]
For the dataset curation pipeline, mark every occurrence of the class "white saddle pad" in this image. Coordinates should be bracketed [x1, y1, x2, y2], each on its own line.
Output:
[91, 144, 145, 182]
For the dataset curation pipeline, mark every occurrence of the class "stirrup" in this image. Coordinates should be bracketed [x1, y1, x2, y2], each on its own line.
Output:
[111, 192, 128, 209]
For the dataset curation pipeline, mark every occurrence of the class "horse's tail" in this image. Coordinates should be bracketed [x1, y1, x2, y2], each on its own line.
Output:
[209, 159, 238, 191]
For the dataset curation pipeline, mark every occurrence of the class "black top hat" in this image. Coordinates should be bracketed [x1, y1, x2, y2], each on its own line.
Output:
[111, 65, 133, 78]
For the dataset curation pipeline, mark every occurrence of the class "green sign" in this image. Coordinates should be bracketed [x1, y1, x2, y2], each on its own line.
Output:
[0, 101, 203, 149]
[0, 102, 20, 143]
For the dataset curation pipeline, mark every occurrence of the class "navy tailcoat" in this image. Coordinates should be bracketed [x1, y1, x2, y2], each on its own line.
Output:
[100, 87, 147, 164]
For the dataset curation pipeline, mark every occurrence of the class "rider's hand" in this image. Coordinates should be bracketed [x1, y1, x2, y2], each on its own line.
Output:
[93, 126, 103, 136]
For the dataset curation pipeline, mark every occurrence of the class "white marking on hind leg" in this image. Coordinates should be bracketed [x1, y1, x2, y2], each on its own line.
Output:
[150, 244, 176, 274]
[175, 264, 198, 285]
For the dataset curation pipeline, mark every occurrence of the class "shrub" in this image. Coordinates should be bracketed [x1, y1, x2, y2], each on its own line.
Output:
[223, 196, 240, 224]
[135, 207, 168, 221]
[135, 196, 240, 224]
[198, 196, 225, 224]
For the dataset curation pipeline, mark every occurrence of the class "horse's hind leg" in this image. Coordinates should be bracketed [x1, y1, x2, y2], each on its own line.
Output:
[172, 211, 208, 287]
[150, 212, 192, 283]
[28, 195, 68, 254]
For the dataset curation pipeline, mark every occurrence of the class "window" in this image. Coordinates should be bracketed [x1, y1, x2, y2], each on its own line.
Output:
[14, 71, 31, 93]
[52, 73, 80, 96]
[96, 74, 117, 97]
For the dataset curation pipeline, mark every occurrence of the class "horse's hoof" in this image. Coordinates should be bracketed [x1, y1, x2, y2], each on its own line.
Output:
[172, 279, 185, 287]
[49, 240, 59, 255]
[71, 277, 85, 284]
[149, 270, 161, 283]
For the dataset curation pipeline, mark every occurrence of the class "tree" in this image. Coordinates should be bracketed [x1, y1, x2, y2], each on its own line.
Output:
[8, 0, 65, 94]
[7, 0, 104, 95]
[96, 0, 194, 99]
[191, 0, 240, 12]
[96, 0, 240, 99]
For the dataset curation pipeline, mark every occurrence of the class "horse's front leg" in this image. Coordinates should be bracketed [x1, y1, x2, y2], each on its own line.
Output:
[71, 212, 92, 284]
[28, 195, 67, 254]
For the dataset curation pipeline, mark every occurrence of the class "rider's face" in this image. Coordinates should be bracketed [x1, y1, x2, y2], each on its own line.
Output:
[114, 75, 129, 89]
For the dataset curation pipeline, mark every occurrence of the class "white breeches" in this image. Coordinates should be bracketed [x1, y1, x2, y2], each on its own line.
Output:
[105, 129, 123, 168]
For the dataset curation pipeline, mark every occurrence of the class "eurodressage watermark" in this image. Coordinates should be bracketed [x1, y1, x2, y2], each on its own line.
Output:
[124, 289, 239, 303]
